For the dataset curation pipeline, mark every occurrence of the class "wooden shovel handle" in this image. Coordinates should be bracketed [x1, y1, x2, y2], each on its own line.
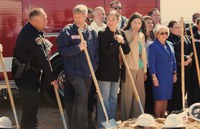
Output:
[0, 51, 20, 129]
[78, 28, 110, 122]
[119, 46, 144, 114]
[180, 17, 185, 110]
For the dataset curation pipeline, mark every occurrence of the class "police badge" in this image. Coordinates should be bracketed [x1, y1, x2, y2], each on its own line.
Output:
[35, 37, 43, 45]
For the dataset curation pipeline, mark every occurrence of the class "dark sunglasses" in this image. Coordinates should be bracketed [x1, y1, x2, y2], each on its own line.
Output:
[159, 32, 168, 35]
[112, 6, 122, 10]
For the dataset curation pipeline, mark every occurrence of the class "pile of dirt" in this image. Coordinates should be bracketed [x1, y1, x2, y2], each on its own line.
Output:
[118, 117, 200, 129]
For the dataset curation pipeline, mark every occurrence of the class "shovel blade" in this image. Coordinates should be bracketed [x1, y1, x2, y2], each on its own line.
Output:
[102, 119, 118, 129]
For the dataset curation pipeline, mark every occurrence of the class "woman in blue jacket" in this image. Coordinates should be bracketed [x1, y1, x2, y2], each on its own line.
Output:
[148, 24, 177, 118]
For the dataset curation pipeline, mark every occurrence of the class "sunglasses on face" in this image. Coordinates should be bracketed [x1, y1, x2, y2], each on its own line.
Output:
[111, 6, 122, 10]
[159, 32, 168, 35]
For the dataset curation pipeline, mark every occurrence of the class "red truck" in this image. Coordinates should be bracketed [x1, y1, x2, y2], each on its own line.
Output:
[0, 0, 159, 104]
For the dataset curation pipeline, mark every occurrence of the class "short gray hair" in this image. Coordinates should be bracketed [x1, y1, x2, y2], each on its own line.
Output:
[29, 8, 45, 19]
[94, 6, 105, 16]
[73, 4, 88, 16]
[153, 24, 169, 37]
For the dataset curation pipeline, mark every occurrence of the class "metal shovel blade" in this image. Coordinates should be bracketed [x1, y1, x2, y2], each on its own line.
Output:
[102, 118, 118, 129]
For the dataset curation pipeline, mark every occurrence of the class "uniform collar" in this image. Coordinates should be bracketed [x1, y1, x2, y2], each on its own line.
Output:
[27, 22, 43, 34]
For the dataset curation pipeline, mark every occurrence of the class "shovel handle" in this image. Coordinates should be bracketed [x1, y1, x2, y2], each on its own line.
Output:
[78, 28, 110, 122]
[119, 46, 144, 114]
[54, 86, 68, 129]
[0, 50, 20, 129]
[47, 54, 68, 129]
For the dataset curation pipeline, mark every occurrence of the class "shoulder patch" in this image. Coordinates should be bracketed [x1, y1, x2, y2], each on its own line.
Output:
[35, 37, 43, 45]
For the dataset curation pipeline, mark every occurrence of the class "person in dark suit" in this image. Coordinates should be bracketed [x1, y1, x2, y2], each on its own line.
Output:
[186, 12, 200, 36]
[189, 18, 200, 106]
[12, 8, 58, 129]
[167, 20, 193, 112]
[96, 10, 130, 128]
[148, 24, 177, 118]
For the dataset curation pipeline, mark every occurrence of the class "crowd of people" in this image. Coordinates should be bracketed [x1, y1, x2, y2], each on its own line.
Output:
[6, 0, 200, 129]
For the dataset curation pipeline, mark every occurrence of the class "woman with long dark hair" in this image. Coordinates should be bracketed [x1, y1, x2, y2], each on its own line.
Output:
[121, 12, 147, 120]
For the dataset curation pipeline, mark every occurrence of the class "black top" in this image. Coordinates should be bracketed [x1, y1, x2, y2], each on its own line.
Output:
[13, 22, 55, 82]
[194, 32, 200, 64]
[167, 33, 192, 64]
[96, 27, 130, 82]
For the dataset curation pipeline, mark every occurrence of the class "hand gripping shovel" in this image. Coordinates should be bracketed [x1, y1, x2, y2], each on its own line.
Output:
[119, 46, 144, 114]
[78, 28, 117, 128]
[0, 49, 20, 129]
[46, 50, 67, 129]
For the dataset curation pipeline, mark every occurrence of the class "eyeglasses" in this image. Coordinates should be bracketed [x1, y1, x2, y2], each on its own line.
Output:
[159, 32, 168, 35]
[111, 6, 122, 10]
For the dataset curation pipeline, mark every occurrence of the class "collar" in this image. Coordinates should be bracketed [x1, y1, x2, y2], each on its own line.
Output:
[27, 22, 42, 34]
[73, 22, 90, 33]
[105, 26, 120, 35]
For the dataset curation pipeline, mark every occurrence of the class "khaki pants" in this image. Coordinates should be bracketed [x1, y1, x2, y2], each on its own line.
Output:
[121, 69, 145, 121]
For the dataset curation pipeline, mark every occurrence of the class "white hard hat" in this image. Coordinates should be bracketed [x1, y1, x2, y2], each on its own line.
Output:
[136, 113, 156, 127]
[0, 116, 13, 128]
[188, 103, 200, 121]
[163, 114, 185, 128]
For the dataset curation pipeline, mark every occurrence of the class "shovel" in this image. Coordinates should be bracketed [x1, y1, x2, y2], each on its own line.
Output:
[46, 45, 68, 129]
[119, 46, 144, 114]
[0, 49, 20, 129]
[78, 28, 117, 128]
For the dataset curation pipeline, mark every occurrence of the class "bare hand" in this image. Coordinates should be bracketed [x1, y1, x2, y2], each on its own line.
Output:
[51, 80, 58, 89]
[79, 41, 87, 51]
[0, 44, 3, 52]
[186, 57, 192, 64]
[173, 74, 177, 83]
[184, 61, 189, 66]
[144, 73, 147, 81]
[114, 35, 125, 44]
[153, 79, 159, 87]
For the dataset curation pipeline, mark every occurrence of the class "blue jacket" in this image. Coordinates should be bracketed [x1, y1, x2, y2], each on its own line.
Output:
[56, 23, 99, 78]
[148, 39, 177, 75]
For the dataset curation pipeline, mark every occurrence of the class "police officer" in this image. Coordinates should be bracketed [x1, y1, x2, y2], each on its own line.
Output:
[12, 8, 58, 129]
[57, 4, 98, 129]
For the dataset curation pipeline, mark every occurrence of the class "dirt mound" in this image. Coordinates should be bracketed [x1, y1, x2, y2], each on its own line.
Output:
[118, 117, 200, 129]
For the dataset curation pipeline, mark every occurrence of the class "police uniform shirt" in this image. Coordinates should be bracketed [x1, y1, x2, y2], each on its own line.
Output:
[13, 22, 55, 82]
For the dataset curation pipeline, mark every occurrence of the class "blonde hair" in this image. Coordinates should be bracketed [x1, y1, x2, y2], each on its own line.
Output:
[73, 4, 88, 16]
[94, 6, 105, 16]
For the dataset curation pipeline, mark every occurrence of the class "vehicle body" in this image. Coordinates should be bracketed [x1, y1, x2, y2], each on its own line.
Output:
[0, 0, 159, 104]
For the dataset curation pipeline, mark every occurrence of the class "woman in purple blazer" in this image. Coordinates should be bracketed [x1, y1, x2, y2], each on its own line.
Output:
[148, 24, 177, 118]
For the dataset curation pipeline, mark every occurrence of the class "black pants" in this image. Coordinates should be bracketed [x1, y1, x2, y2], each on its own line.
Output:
[66, 75, 92, 129]
[188, 62, 200, 106]
[168, 65, 190, 112]
[144, 68, 154, 115]
[13, 69, 41, 129]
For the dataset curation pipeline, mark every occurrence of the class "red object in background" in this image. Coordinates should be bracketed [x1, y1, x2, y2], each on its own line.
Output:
[0, 0, 159, 100]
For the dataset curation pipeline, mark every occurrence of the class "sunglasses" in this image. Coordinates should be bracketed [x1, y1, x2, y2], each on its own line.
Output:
[111, 6, 122, 10]
[159, 32, 168, 35]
